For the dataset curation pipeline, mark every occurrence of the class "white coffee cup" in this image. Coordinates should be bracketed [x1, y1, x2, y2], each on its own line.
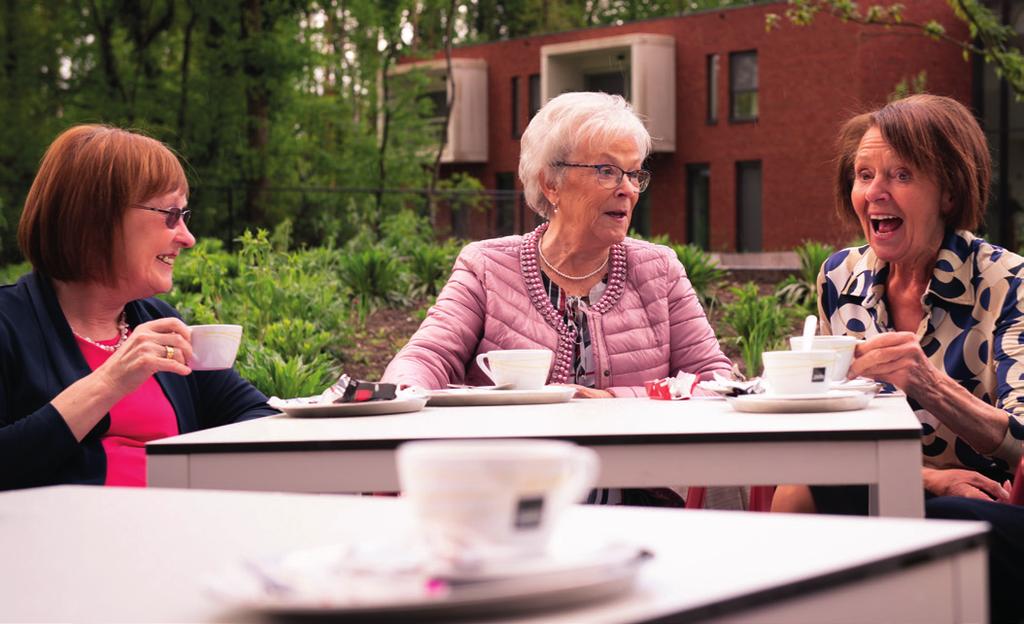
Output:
[188, 324, 243, 370]
[475, 349, 553, 389]
[789, 335, 860, 381]
[761, 349, 836, 395]
[397, 439, 599, 568]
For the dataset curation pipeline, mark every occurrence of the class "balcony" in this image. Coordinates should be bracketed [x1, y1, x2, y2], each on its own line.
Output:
[540, 34, 676, 152]
[389, 58, 488, 163]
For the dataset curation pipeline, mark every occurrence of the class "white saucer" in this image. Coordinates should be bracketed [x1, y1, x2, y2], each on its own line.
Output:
[830, 378, 881, 394]
[207, 540, 648, 619]
[727, 390, 872, 413]
[427, 385, 575, 407]
[269, 392, 428, 418]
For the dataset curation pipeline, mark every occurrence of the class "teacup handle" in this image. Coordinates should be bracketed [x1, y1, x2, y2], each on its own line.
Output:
[475, 353, 495, 383]
[563, 447, 600, 504]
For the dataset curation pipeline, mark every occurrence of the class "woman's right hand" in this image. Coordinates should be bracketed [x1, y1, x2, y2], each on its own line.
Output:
[95, 318, 194, 396]
[922, 467, 1011, 502]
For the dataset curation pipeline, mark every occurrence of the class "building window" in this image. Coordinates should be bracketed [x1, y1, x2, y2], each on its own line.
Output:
[496, 172, 516, 235]
[730, 51, 758, 122]
[707, 54, 719, 124]
[529, 74, 541, 120]
[511, 77, 521, 139]
[632, 187, 651, 238]
[584, 70, 630, 100]
[736, 160, 762, 252]
[686, 164, 711, 250]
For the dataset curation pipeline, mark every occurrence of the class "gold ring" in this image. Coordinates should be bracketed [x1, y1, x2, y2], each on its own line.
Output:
[165, 345, 175, 360]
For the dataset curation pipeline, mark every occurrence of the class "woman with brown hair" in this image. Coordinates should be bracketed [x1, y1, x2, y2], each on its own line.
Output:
[0, 125, 274, 490]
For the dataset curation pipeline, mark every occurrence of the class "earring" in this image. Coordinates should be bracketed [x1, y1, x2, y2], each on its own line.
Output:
[551, 201, 558, 216]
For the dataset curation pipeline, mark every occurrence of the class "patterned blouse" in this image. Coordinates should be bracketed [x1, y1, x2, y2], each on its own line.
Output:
[818, 230, 1024, 481]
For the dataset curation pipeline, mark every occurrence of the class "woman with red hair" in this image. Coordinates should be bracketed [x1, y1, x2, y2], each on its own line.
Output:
[0, 125, 274, 490]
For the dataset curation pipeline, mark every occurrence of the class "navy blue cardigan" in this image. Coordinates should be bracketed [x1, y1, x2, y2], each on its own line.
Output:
[0, 272, 276, 490]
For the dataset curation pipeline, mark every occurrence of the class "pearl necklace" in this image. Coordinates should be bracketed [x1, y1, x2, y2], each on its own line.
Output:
[537, 234, 609, 281]
[71, 311, 129, 353]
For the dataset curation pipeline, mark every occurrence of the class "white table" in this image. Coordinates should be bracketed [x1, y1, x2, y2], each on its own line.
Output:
[0, 486, 986, 623]
[148, 396, 925, 517]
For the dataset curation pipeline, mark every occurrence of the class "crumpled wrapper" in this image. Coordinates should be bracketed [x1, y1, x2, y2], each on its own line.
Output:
[695, 372, 766, 397]
[320, 374, 397, 404]
[644, 371, 699, 400]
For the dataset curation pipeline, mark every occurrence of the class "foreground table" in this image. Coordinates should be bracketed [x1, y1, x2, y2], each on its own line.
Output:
[148, 396, 925, 516]
[0, 486, 985, 623]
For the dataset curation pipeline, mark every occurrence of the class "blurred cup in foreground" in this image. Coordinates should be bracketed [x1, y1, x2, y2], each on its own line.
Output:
[475, 349, 553, 389]
[761, 350, 836, 395]
[397, 439, 598, 569]
[188, 324, 243, 370]
[789, 335, 859, 381]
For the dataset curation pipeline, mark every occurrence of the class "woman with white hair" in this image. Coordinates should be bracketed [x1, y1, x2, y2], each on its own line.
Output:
[384, 91, 731, 400]
[384, 92, 732, 505]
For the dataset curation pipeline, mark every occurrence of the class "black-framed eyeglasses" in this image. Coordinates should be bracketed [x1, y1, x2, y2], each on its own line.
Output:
[133, 205, 192, 229]
[555, 162, 651, 192]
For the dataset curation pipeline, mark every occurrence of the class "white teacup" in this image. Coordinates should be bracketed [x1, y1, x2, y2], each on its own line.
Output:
[188, 324, 243, 370]
[789, 335, 860, 381]
[475, 349, 553, 389]
[761, 349, 836, 395]
[397, 439, 598, 568]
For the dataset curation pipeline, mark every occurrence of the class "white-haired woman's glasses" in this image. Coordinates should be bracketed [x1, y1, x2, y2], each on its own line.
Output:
[556, 161, 651, 193]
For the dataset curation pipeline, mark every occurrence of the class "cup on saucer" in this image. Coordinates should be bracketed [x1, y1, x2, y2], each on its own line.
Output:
[761, 350, 836, 395]
[397, 439, 598, 571]
[788, 335, 860, 380]
[475, 349, 553, 389]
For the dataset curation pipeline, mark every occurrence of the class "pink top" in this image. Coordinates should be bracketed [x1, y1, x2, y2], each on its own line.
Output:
[76, 335, 178, 486]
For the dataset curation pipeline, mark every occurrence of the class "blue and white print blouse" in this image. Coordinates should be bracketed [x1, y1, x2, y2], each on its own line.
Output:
[818, 230, 1024, 481]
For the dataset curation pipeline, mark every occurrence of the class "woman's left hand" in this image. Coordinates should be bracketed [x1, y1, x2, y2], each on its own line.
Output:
[559, 384, 613, 399]
[847, 332, 941, 395]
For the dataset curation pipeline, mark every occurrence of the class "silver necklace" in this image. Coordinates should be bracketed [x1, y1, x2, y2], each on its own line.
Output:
[537, 233, 609, 281]
[71, 311, 129, 353]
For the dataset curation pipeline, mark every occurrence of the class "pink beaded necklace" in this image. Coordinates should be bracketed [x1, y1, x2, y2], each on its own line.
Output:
[521, 223, 627, 383]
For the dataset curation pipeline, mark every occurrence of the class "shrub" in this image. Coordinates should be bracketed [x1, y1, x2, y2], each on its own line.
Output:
[0, 261, 30, 285]
[722, 282, 795, 378]
[338, 246, 410, 323]
[775, 240, 835, 313]
[406, 239, 461, 297]
[672, 243, 726, 308]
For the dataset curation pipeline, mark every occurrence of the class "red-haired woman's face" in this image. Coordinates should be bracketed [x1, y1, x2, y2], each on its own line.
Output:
[851, 127, 948, 269]
[113, 188, 194, 299]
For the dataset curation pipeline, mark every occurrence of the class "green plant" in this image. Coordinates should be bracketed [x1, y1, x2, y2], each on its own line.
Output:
[338, 246, 409, 323]
[775, 240, 835, 312]
[0, 261, 30, 285]
[722, 282, 795, 378]
[672, 243, 726, 307]
[406, 239, 461, 297]
[237, 347, 338, 399]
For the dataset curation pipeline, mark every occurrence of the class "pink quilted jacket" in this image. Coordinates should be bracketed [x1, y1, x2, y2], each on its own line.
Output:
[382, 225, 733, 396]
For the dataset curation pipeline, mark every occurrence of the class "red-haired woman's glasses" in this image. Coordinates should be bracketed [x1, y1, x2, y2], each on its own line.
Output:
[133, 205, 192, 229]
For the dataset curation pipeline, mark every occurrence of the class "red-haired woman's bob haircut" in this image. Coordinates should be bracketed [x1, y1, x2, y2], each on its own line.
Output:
[834, 95, 990, 232]
[18, 125, 188, 284]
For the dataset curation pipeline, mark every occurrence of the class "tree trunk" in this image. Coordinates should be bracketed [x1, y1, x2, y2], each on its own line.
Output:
[241, 0, 269, 224]
[426, 0, 457, 227]
[178, 0, 199, 140]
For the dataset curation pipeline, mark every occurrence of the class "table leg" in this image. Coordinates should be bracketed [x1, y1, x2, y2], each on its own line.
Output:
[869, 439, 923, 517]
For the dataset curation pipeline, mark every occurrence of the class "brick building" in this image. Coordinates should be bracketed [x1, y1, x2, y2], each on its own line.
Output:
[399, 0, 971, 251]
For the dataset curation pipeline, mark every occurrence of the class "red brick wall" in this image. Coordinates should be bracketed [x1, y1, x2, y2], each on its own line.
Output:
[420, 0, 971, 250]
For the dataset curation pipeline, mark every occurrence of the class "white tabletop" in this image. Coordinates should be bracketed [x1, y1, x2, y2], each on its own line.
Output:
[0, 486, 986, 623]
[149, 396, 921, 451]
[147, 396, 926, 517]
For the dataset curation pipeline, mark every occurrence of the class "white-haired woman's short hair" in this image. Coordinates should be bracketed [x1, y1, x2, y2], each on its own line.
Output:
[518, 91, 652, 219]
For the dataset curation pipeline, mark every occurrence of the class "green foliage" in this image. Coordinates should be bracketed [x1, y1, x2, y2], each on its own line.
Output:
[0, 261, 30, 285]
[406, 239, 462, 297]
[722, 282, 795, 378]
[890, 70, 928, 101]
[766, 0, 1024, 97]
[775, 240, 835, 314]
[338, 247, 410, 323]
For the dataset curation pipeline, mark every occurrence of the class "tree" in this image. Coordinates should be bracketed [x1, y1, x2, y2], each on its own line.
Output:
[766, 0, 1024, 97]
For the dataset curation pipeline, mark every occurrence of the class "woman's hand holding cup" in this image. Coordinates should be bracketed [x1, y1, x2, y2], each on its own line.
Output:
[96, 318, 193, 395]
